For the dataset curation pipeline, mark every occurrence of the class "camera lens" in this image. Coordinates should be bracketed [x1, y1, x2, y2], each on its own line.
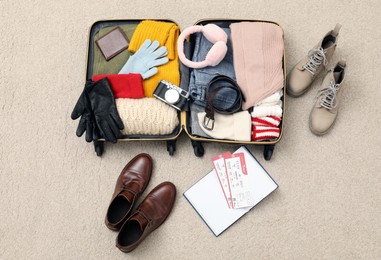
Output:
[165, 89, 180, 104]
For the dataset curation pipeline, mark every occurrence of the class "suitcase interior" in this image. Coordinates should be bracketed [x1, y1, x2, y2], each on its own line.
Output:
[184, 19, 286, 146]
[86, 18, 286, 158]
[86, 19, 182, 141]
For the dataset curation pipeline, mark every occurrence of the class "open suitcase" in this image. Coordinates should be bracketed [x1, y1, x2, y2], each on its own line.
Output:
[84, 18, 286, 160]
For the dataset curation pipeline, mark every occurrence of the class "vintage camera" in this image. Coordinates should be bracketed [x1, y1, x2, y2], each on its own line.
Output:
[153, 80, 190, 111]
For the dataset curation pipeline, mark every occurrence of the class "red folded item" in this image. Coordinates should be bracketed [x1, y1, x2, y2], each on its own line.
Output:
[252, 116, 281, 127]
[251, 125, 280, 141]
[92, 74, 144, 98]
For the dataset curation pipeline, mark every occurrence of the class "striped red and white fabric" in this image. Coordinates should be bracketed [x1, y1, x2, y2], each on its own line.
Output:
[251, 125, 280, 141]
[252, 116, 281, 127]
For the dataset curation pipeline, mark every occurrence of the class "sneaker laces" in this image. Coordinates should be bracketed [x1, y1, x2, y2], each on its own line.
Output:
[318, 80, 340, 110]
[303, 47, 328, 75]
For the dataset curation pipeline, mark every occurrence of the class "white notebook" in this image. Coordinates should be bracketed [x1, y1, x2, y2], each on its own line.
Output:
[183, 146, 278, 236]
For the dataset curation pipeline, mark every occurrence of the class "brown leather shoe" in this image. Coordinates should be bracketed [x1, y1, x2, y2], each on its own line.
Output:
[116, 182, 176, 253]
[105, 153, 153, 231]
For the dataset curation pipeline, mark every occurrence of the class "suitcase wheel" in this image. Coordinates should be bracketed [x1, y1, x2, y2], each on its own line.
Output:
[191, 141, 204, 157]
[166, 140, 176, 156]
[263, 145, 275, 161]
[168, 145, 175, 156]
[194, 145, 204, 157]
[94, 141, 104, 157]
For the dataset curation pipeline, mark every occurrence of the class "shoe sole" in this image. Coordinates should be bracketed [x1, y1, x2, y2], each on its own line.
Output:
[105, 153, 153, 231]
[286, 64, 321, 97]
[286, 71, 313, 98]
[117, 182, 177, 253]
[308, 111, 337, 136]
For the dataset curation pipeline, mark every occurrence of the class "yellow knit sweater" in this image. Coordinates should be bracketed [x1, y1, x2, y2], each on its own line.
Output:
[128, 20, 180, 97]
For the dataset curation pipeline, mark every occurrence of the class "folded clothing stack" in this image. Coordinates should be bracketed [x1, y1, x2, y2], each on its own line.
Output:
[252, 116, 281, 127]
[251, 90, 283, 141]
[116, 98, 179, 135]
[251, 119, 280, 141]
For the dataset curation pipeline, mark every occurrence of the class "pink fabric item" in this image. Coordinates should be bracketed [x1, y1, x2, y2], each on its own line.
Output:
[177, 24, 228, 69]
[230, 22, 284, 109]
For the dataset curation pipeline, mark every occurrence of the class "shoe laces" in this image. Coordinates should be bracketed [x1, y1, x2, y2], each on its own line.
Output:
[303, 47, 328, 75]
[318, 80, 340, 110]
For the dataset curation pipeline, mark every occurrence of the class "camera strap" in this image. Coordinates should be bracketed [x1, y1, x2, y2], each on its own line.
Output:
[203, 76, 245, 130]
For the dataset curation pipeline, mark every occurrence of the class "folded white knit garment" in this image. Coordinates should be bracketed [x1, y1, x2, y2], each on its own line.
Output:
[197, 111, 251, 141]
[251, 103, 283, 118]
[116, 98, 179, 135]
[256, 90, 283, 106]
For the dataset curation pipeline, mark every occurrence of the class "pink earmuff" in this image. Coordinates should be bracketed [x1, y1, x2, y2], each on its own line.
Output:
[177, 24, 228, 69]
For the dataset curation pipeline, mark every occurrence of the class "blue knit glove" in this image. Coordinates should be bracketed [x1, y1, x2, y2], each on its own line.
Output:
[119, 39, 169, 79]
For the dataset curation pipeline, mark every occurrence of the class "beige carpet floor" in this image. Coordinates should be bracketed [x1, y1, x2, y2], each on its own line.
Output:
[1, 0, 380, 259]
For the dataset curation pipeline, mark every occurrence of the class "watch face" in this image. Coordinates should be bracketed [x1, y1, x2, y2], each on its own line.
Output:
[165, 89, 180, 104]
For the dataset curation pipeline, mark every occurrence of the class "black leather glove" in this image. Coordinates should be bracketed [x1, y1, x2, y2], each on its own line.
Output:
[85, 78, 124, 143]
[71, 83, 96, 142]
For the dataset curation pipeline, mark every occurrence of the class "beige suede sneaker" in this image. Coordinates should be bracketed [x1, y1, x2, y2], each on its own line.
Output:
[309, 59, 346, 135]
[287, 24, 342, 97]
